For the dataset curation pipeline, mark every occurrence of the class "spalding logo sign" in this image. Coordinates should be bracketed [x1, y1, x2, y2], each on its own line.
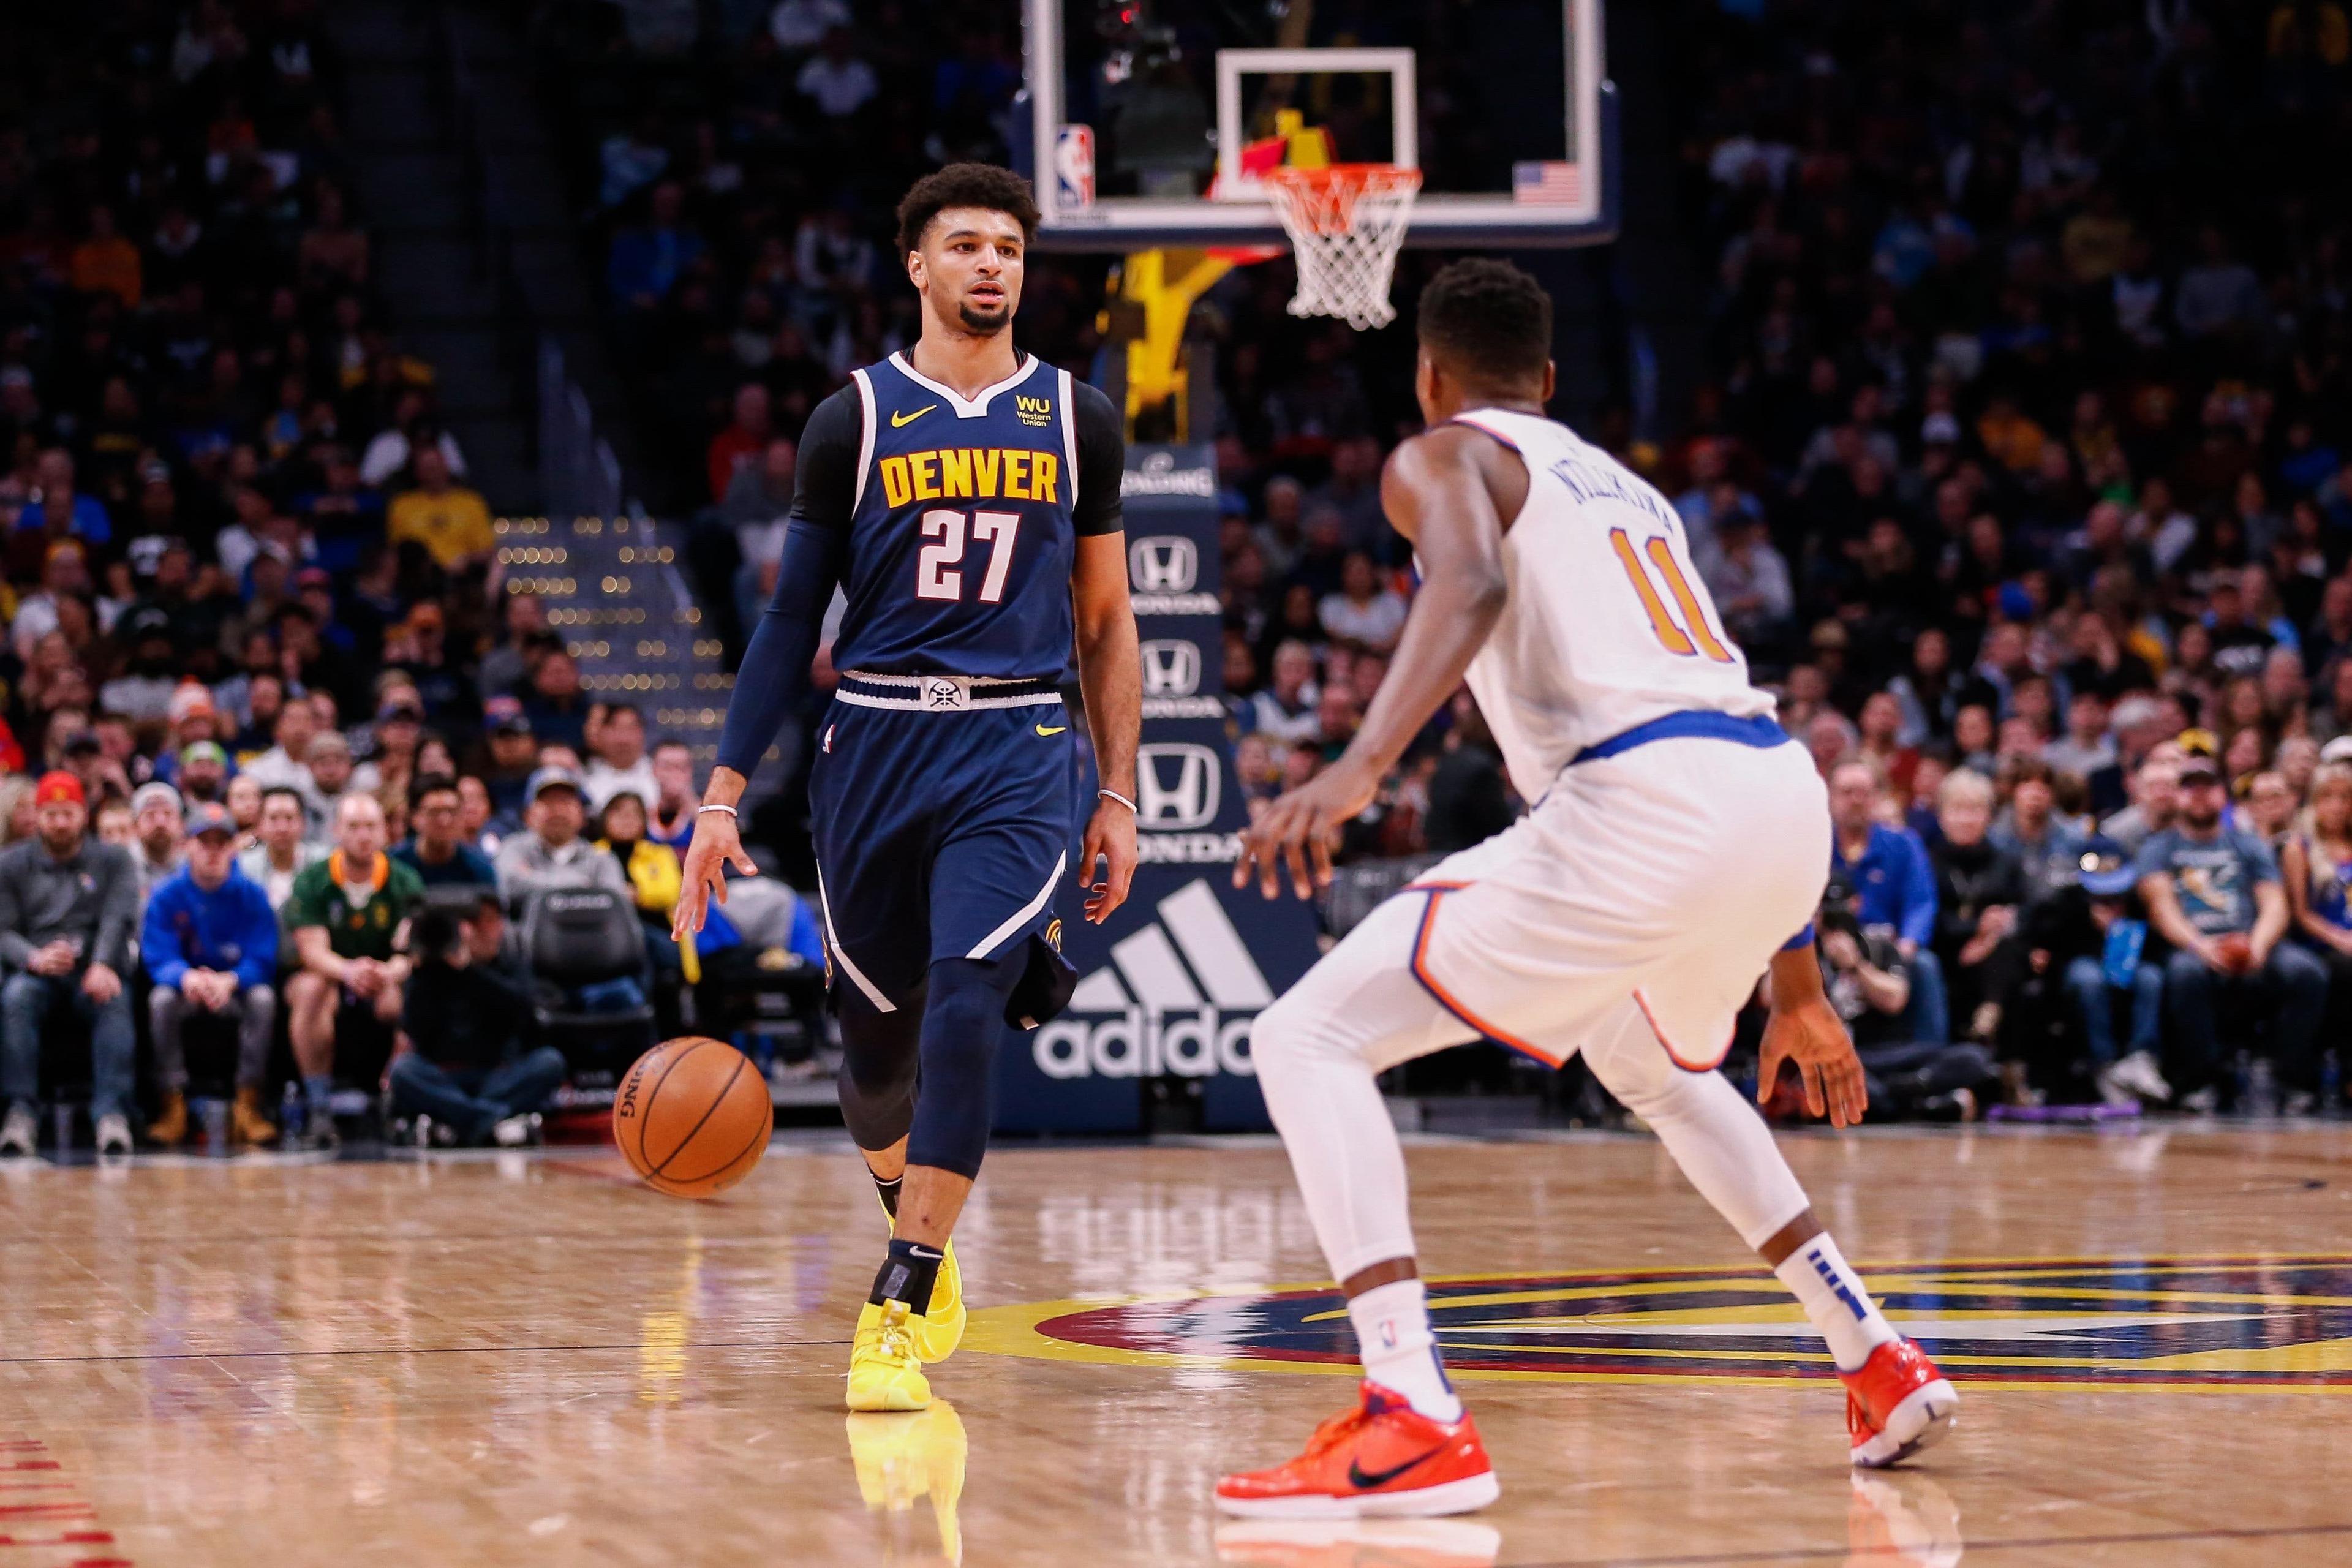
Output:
[1120, 450, 1216, 499]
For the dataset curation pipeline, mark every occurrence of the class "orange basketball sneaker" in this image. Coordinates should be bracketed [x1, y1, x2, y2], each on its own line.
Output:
[1841, 1338, 1959, 1468]
[1215, 1383, 1499, 1519]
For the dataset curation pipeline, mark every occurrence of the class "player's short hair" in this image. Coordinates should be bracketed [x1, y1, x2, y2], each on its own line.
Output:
[896, 163, 1039, 259]
[1416, 258, 1551, 385]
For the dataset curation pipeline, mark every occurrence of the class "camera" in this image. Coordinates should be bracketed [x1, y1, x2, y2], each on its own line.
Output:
[1817, 875, 1863, 943]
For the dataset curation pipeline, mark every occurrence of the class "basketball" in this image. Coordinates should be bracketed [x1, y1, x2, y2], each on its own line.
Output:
[613, 1037, 773, 1198]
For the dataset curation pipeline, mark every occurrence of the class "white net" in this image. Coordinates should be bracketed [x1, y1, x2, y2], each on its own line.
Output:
[1262, 165, 1422, 331]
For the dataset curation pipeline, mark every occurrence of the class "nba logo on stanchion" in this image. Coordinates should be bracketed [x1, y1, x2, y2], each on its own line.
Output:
[1055, 124, 1095, 211]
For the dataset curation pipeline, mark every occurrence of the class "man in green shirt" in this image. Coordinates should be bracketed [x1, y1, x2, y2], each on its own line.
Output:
[285, 793, 424, 1148]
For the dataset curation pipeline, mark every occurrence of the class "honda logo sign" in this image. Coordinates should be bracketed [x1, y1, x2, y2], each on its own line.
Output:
[1136, 744, 1221, 830]
[1139, 639, 1202, 697]
[1128, 536, 1199, 594]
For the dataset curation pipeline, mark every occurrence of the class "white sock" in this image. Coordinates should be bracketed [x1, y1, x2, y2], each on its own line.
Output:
[1348, 1278, 1462, 1422]
[1774, 1233, 1898, 1373]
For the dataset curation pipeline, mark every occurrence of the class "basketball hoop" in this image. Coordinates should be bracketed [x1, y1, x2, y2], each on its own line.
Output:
[1262, 164, 1422, 331]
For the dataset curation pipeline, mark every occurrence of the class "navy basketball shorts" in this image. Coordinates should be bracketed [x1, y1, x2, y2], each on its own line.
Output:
[808, 681, 1079, 1019]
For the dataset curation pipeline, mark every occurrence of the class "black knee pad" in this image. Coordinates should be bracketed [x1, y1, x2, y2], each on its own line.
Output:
[905, 955, 1021, 1180]
[835, 995, 922, 1153]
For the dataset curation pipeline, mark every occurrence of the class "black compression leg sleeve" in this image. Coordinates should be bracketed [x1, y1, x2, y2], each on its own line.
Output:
[835, 992, 922, 1155]
[905, 954, 1022, 1180]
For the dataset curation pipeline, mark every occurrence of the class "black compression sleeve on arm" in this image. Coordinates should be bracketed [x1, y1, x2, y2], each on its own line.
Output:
[713, 388, 859, 778]
[714, 520, 844, 777]
[1071, 381, 1126, 537]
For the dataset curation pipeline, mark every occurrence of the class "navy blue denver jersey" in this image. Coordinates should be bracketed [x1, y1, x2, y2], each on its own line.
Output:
[793, 351, 1125, 680]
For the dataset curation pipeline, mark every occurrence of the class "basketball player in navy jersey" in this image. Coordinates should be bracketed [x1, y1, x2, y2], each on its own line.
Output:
[675, 164, 1139, 1412]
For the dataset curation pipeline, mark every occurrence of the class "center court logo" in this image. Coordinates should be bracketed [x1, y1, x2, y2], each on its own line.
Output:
[970, 1256, 2352, 1387]
[1034, 880, 1273, 1079]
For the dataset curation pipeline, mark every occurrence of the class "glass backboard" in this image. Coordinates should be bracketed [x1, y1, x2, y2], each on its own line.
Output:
[1022, 0, 1615, 251]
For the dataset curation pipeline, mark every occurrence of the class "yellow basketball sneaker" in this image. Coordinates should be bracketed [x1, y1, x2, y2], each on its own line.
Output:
[846, 1399, 968, 1564]
[846, 1299, 932, 1412]
[878, 1194, 967, 1363]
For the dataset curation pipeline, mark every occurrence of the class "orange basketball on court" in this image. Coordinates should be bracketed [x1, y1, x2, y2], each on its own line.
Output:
[614, 1036, 773, 1198]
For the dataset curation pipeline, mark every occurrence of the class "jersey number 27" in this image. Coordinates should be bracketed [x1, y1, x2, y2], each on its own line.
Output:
[915, 508, 1022, 603]
[1608, 528, 1734, 662]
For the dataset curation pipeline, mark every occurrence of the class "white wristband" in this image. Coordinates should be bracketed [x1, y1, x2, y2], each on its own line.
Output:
[1098, 788, 1137, 813]
[696, 804, 739, 818]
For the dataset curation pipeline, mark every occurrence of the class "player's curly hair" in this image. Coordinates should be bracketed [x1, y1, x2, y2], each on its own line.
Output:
[1416, 258, 1552, 383]
[895, 163, 1041, 258]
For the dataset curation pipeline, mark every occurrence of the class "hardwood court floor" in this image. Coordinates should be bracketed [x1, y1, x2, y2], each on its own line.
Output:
[2, 1122, 2349, 1567]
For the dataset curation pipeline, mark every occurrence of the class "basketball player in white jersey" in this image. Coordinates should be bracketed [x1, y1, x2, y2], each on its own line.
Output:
[1214, 260, 1958, 1520]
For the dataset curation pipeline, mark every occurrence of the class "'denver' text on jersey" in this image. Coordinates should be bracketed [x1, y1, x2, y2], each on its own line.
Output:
[780, 349, 1125, 682]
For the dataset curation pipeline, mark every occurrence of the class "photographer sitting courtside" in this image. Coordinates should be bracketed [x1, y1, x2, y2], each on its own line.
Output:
[1826, 758, 1947, 1043]
[390, 896, 567, 1145]
[0, 772, 140, 1155]
[1812, 877, 1999, 1119]
[284, 794, 424, 1147]
[1815, 883, 1912, 1052]
[141, 802, 281, 1147]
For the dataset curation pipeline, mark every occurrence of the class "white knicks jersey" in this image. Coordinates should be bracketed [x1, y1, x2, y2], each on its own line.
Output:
[1442, 407, 1777, 801]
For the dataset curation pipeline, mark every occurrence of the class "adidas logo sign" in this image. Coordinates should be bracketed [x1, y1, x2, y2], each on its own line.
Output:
[1035, 879, 1273, 1080]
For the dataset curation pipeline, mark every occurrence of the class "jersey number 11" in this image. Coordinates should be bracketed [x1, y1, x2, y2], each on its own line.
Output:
[1608, 528, 1735, 663]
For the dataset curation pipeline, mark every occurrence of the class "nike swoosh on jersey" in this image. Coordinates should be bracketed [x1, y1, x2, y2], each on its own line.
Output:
[1035, 723, 1068, 736]
[1345, 1446, 1442, 1491]
[891, 404, 937, 428]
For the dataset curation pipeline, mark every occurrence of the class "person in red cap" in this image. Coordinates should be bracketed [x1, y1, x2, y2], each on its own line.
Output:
[0, 772, 141, 1156]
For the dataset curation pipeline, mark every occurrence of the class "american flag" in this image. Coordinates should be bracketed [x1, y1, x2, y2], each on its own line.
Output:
[1512, 160, 1583, 205]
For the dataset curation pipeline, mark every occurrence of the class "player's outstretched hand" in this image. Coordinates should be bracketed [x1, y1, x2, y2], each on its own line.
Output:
[1757, 994, 1869, 1128]
[1235, 760, 1379, 901]
[674, 810, 759, 941]
[1080, 796, 1139, 924]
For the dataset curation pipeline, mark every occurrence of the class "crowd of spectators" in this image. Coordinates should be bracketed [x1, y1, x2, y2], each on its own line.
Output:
[540, 1, 2352, 1120]
[1224, 0, 2352, 1119]
[1619, 0, 2350, 1117]
[0, 5, 833, 1155]
[524, 0, 1099, 521]
[0, 674, 813, 1156]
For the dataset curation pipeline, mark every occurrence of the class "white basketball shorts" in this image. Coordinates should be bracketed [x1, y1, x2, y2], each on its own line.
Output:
[1406, 732, 1829, 1070]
